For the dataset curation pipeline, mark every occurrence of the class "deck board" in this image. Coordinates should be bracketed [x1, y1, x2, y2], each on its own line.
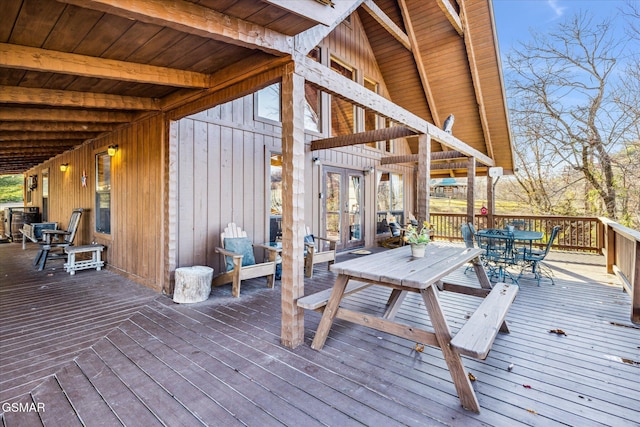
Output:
[1, 242, 639, 426]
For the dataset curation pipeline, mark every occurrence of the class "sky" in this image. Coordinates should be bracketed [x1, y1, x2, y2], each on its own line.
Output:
[492, 0, 633, 55]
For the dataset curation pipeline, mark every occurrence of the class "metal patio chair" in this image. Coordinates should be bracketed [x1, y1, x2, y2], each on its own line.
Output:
[518, 225, 561, 285]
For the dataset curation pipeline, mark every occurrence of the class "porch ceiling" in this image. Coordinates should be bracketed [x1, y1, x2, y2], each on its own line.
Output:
[0, 0, 513, 177]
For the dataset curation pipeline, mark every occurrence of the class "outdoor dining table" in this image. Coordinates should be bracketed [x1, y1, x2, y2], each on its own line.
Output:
[303, 243, 519, 413]
[476, 229, 544, 246]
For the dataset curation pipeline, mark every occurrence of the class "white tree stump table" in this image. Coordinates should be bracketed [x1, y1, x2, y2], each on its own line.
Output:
[173, 266, 214, 303]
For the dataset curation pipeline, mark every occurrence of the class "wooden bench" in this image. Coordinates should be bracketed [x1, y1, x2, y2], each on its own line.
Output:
[297, 281, 371, 311]
[450, 282, 518, 360]
[63, 244, 105, 275]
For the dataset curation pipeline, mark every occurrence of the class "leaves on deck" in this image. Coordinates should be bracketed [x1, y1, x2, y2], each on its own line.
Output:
[548, 328, 567, 336]
[468, 372, 477, 381]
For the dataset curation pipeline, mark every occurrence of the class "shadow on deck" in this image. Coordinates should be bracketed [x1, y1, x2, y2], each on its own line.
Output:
[1, 242, 638, 426]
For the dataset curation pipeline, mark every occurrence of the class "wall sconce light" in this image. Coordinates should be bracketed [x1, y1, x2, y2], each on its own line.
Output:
[60, 163, 69, 172]
[363, 166, 374, 175]
[312, 157, 321, 166]
[107, 145, 118, 156]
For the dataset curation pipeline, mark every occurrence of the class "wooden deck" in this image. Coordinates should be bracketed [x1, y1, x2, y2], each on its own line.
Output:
[1, 242, 638, 426]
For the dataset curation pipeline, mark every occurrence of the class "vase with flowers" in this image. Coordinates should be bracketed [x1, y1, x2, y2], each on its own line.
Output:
[404, 220, 434, 257]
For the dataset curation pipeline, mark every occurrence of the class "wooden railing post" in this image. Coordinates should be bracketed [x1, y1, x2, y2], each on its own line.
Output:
[604, 220, 615, 274]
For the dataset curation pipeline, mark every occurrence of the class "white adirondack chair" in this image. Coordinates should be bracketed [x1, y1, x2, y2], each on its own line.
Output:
[304, 226, 337, 278]
[212, 223, 280, 297]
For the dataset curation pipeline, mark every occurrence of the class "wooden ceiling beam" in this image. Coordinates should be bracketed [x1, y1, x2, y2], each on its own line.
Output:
[0, 122, 116, 132]
[298, 56, 494, 166]
[294, 0, 365, 54]
[0, 86, 160, 110]
[59, 0, 293, 56]
[311, 126, 417, 151]
[0, 108, 135, 122]
[264, 0, 356, 27]
[361, 0, 411, 50]
[0, 131, 99, 141]
[0, 43, 210, 89]
[431, 161, 469, 170]
[380, 150, 468, 165]
[435, 0, 463, 36]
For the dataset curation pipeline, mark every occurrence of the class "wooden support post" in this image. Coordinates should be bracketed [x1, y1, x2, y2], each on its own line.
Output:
[487, 174, 495, 227]
[416, 134, 431, 223]
[280, 64, 306, 348]
[466, 157, 476, 225]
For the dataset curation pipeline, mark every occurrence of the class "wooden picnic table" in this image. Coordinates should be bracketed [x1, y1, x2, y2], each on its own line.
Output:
[299, 244, 518, 413]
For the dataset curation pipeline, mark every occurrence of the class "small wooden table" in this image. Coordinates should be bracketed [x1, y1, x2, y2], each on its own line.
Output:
[302, 244, 518, 413]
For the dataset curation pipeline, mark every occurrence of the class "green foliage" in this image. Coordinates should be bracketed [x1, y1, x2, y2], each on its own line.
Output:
[404, 221, 433, 244]
[0, 175, 24, 203]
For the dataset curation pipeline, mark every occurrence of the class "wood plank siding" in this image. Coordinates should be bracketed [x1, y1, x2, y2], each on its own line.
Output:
[23, 114, 165, 291]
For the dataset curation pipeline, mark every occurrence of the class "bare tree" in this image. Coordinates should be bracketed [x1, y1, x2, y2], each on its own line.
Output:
[506, 12, 640, 221]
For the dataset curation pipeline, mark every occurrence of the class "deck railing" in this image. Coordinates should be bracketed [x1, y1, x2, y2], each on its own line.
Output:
[600, 218, 640, 323]
[429, 213, 602, 252]
[427, 213, 638, 323]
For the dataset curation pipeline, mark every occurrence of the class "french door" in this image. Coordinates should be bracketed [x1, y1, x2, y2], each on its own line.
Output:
[323, 168, 364, 250]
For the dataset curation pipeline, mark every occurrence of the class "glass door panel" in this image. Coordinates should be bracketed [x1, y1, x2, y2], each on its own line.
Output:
[347, 173, 362, 245]
[323, 168, 364, 250]
[325, 172, 341, 242]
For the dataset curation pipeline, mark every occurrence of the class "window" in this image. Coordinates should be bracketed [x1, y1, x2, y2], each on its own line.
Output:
[376, 172, 404, 234]
[257, 75, 321, 132]
[256, 83, 281, 122]
[364, 78, 379, 148]
[95, 152, 111, 234]
[269, 154, 283, 242]
[305, 48, 322, 132]
[330, 57, 356, 136]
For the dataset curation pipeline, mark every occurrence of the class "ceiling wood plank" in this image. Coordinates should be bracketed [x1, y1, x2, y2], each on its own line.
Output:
[435, 0, 463, 36]
[398, 0, 441, 128]
[0, 108, 135, 122]
[459, 1, 494, 159]
[0, 86, 160, 110]
[0, 131, 99, 141]
[361, 0, 411, 50]
[0, 43, 210, 88]
[59, 0, 293, 56]
[311, 126, 417, 151]
[0, 122, 116, 132]
[0, 140, 84, 148]
[297, 56, 493, 166]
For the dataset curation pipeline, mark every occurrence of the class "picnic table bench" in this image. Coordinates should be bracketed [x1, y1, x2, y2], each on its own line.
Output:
[297, 244, 518, 413]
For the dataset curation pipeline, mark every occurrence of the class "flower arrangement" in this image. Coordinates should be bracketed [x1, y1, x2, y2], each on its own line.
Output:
[404, 220, 434, 245]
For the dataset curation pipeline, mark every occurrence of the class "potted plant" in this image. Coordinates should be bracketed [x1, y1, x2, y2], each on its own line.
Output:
[404, 220, 434, 257]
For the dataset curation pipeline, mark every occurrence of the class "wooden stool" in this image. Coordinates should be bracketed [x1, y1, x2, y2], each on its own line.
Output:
[63, 244, 105, 275]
